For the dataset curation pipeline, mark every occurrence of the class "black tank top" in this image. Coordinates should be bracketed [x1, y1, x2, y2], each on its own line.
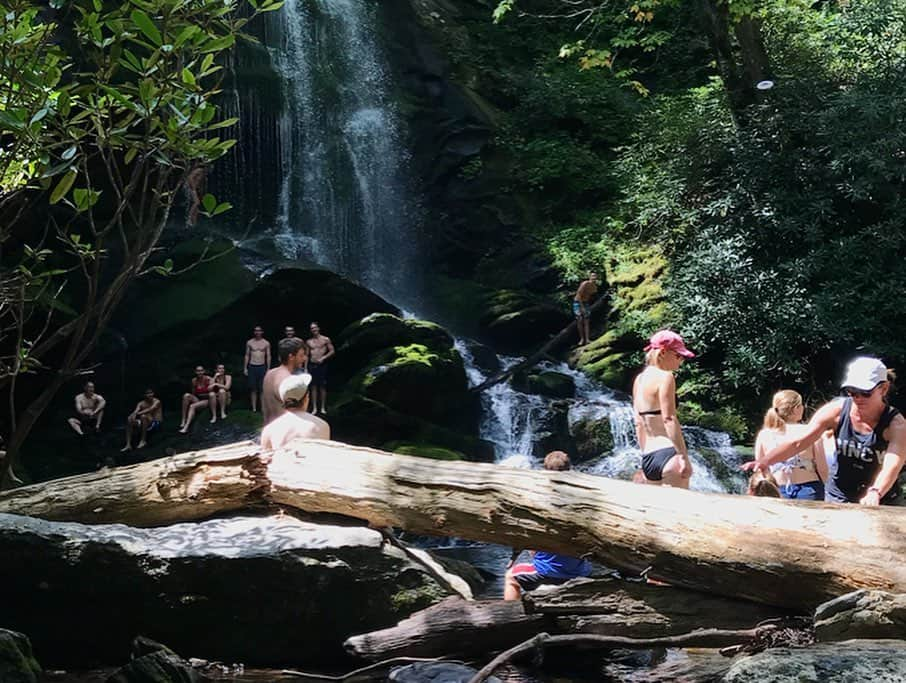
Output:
[826, 398, 900, 503]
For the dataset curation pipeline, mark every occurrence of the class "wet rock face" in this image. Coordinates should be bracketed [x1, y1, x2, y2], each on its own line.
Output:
[512, 371, 576, 400]
[106, 638, 201, 683]
[0, 629, 41, 683]
[389, 662, 501, 683]
[814, 590, 906, 642]
[570, 417, 615, 463]
[721, 640, 906, 682]
[0, 514, 452, 668]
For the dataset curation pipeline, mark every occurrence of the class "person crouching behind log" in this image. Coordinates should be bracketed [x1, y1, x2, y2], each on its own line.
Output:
[761, 357, 906, 505]
[632, 330, 695, 488]
[260, 374, 330, 449]
[503, 451, 593, 601]
[748, 390, 827, 501]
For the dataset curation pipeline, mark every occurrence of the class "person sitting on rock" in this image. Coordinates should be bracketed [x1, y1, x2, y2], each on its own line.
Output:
[122, 388, 163, 451]
[211, 363, 232, 420]
[503, 451, 593, 600]
[179, 366, 216, 433]
[260, 374, 330, 449]
[67, 381, 106, 435]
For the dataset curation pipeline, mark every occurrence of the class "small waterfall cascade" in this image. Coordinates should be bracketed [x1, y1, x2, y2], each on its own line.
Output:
[456, 340, 747, 494]
[262, 0, 419, 301]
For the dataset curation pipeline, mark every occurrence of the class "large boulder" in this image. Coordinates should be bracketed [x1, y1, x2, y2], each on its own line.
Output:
[511, 370, 575, 399]
[721, 640, 906, 682]
[0, 629, 41, 683]
[814, 590, 906, 642]
[478, 289, 571, 355]
[0, 513, 455, 667]
[390, 662, 501, 683]
[106, 638, 201, 683]
[570, 417, 614, 463]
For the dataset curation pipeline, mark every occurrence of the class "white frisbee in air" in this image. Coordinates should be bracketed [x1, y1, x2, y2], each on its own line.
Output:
[756, 80, 775, 90]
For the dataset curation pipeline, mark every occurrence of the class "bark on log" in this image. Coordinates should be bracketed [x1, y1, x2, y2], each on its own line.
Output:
[344, 596, 546, 660]
[0, 441, 266, 525]
[345, 578, 785, 661]
[5, 439, 906, 611]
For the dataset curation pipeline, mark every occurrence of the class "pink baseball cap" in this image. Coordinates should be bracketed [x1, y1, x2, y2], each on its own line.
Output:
[644, 330, 695, 358]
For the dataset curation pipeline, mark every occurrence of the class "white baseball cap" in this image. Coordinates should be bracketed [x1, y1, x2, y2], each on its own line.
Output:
[279, 373, 312, 402]
[841, 357, 888, 392]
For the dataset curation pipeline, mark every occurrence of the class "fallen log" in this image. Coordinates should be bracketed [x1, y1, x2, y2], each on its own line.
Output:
[5, 439, 906, 610]
[344, 578, 785, 661]
[267, 441, 906, 611]
[0, 441, 266, 525]
[344, 596, 546, 661]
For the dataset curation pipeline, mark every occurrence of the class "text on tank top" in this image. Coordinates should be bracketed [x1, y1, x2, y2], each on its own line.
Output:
[829, 397, 900, 500]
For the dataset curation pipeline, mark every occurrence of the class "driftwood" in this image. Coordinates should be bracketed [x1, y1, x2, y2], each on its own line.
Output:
[469, 296, 608, 394]
[344, 596, 545, 660]
[467, 627, 777, 683]
[344, 578, 785, 661]
[5, 440, 906, 610]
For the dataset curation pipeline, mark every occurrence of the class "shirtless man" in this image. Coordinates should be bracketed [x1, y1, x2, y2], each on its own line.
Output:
[282, 326, 307, 375]
[260, 374, 330, 449]
[244, 326, 271, 413]
[306, 322, 335, 415]
[573, 271, 599, 347]
[262, 338, 307, 425]
[122, 388, 163, 451]
[67, 382, 106, 435]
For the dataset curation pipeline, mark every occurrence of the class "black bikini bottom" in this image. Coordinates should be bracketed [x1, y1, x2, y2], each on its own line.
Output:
[642, 447, 677, 481]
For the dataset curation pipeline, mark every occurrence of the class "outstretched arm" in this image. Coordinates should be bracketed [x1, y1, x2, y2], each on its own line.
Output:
[760, 401, 841, 468]
[861, 417, 906, 506]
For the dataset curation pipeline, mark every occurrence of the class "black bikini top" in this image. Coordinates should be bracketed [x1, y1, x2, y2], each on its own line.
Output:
[637, 408, 662, 416]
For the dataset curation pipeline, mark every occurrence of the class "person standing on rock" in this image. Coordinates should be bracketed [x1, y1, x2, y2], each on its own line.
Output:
[244, 326, 271, 413]
[632, 330, 694, 488]
[503, 451, 593, 600]
[122, 388, 163, 451]
[761, 357, 906, 505]
[261, 374, 330, 449]
[67, 382, 106, 435]
[573, 271, 598, 347]
[746, 390, 827, 501]
[306, 322, 334, 415]
[262, 338, 307, 425]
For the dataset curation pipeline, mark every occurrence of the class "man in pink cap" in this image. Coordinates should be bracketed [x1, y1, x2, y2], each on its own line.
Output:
[632, 330, 695, 487]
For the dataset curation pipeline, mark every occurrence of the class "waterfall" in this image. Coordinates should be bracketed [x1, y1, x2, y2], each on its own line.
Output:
[456, 340, 747, 494]
[266, 0, 419, 302]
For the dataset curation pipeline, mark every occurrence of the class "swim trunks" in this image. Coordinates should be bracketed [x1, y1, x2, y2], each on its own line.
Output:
[308, 361, 328, 388]
[247, 364, 266, 393]
[510, 563, 572, 592]
[572, 301, 590, 318]
[148, 419, 161, 432]
[642, 446, 677, 481]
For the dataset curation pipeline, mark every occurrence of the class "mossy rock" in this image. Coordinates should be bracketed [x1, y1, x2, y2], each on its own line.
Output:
[382, 441, 466, 461]
[0, 630, 41, 683]
[353, 343, 475, 433]
[570, 417, 615, 462]
[511, 371, 575, 399]
[678, 402, 749, 442]
[335, 313, 454, 382]
[330, 395, 493, 462]
[574, 329, 643, 390]
[696, 446, 747, 494]
[478, 289, 571, 354]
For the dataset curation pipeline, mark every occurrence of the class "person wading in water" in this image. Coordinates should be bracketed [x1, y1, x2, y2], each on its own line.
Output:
[632, 330, 695, 488]
[762, 357, 906, 505]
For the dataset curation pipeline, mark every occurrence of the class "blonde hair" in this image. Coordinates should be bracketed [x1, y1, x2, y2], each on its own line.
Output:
[763, 390, 803, 432]
[748, 469, 781, 498]
[645, 348, 666, 367]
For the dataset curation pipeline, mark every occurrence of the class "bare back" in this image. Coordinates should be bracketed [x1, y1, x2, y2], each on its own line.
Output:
[632, 366, 678, 453]
[261, 410, 330, 449]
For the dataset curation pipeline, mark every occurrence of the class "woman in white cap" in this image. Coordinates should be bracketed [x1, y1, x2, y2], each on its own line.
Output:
[760, 357, 906, 505]
[632, 330, 696, 487]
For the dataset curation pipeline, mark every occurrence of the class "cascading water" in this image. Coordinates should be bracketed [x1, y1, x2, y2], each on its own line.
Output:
[266, 0, 419, 302]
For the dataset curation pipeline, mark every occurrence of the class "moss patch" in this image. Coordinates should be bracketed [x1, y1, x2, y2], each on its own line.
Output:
[679, 401, 749, 441]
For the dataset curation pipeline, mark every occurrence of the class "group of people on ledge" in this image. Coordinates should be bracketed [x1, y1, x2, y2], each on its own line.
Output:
[65, 322, 336, 452]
